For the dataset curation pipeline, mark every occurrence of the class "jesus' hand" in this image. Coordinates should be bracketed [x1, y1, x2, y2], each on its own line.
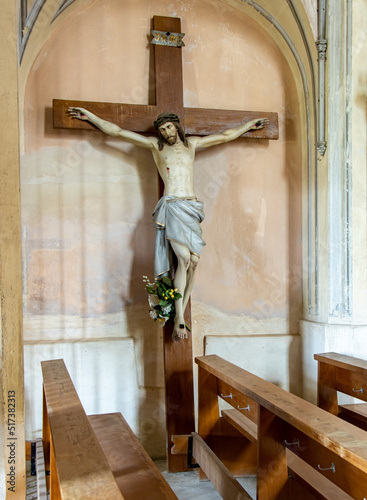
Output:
[68, 107, 90, 121]
[252, 118, 270, 130]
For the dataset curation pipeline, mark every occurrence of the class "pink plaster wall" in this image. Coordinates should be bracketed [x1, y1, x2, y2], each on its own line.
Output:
[22, 0, 302, 332]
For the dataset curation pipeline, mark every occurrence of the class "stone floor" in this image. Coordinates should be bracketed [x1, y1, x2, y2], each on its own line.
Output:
[26, 461, 39, 500]
[26, 459, 256, 500]
[156, 460, 256, 499]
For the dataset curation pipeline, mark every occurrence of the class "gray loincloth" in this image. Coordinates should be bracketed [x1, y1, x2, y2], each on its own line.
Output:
[153, 196, 206, 279]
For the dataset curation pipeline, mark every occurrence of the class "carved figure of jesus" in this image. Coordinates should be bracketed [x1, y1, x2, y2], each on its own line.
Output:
[68, 107, 268, 339]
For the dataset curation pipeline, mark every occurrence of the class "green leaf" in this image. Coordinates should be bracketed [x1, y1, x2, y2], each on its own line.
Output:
[146, 286, 156, 295]
[162, 276, 172, 286]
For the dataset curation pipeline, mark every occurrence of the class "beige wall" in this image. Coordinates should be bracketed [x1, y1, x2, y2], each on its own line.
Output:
[19, 0, 307, 457]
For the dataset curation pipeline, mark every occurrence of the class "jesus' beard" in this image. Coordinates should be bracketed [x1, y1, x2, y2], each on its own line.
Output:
[166, 135, 177, 145]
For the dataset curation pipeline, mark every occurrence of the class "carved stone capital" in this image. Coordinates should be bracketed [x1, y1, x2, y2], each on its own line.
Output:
[317, 141, 327, 156]
[316, 39, 328, 60]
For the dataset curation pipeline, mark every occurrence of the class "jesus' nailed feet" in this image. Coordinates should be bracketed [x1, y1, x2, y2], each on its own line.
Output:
[173, 320, 188, 341]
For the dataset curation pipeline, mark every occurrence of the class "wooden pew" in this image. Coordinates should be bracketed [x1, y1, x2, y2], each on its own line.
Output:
[191, 354, 367, 500]
[314, 352, 367, 430]
[42, 359, 177, 500]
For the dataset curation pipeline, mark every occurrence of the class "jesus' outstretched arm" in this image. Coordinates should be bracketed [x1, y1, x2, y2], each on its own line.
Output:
[68, 106, 154, 149]
[191, 117, 269, 149]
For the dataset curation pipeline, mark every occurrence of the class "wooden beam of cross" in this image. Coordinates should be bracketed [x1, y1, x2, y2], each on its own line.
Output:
[53, 17, 278, 139]
[52, 15, 278, 473]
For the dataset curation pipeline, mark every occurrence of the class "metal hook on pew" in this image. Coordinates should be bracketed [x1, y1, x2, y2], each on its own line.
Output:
[352, 387, 363, 394]
[283, 438, 300, 447]
[318, 463, 336, 473]
[220, 393, 233, 399]
[237, 404, 250, 411]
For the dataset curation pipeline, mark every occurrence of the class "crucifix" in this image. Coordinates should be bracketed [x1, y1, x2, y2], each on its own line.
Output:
[53, 15, 278, 472]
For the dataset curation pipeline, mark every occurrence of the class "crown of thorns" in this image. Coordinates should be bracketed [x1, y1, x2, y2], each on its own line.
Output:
[154, 112, 180, 130]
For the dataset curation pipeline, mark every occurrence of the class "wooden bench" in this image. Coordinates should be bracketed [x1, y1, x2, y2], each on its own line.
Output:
[172, 354, 367, 500]
[314, 352, 367, 431]
[42, 359, 177, 500]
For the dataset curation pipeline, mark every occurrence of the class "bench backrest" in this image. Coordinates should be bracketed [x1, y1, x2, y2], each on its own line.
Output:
[42, 359, 124, 500]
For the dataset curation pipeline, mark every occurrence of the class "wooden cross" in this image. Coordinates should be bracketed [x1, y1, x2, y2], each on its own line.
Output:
[53, 15, 278, 473]
[53, 17, 278, 137]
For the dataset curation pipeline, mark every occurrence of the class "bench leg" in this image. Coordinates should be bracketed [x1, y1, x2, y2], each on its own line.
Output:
[257, 407, 288, 500]
[197, 366, 221, 479]
[42, 388, 50, 491]
[50, 439, 61, 500]
[198, 366, 220, 439]
[316, 362, 338, 415]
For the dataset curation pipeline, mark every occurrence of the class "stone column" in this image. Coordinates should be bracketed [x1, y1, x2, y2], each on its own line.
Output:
[301, 0, 367, 403]
[0, 4, 25, 498]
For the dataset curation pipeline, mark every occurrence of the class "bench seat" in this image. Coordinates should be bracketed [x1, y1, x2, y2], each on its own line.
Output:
[338, 403, 367, 430]
[287, 453, 353, 500]
[221, 409, 257, 444]
[89, 413, 178, 500]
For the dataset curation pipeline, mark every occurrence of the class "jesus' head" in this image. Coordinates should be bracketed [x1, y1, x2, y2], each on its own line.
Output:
[154, 112, 188, 151]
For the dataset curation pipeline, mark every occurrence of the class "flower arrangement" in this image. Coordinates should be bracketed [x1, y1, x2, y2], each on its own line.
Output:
[143, 276, 182, 324]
